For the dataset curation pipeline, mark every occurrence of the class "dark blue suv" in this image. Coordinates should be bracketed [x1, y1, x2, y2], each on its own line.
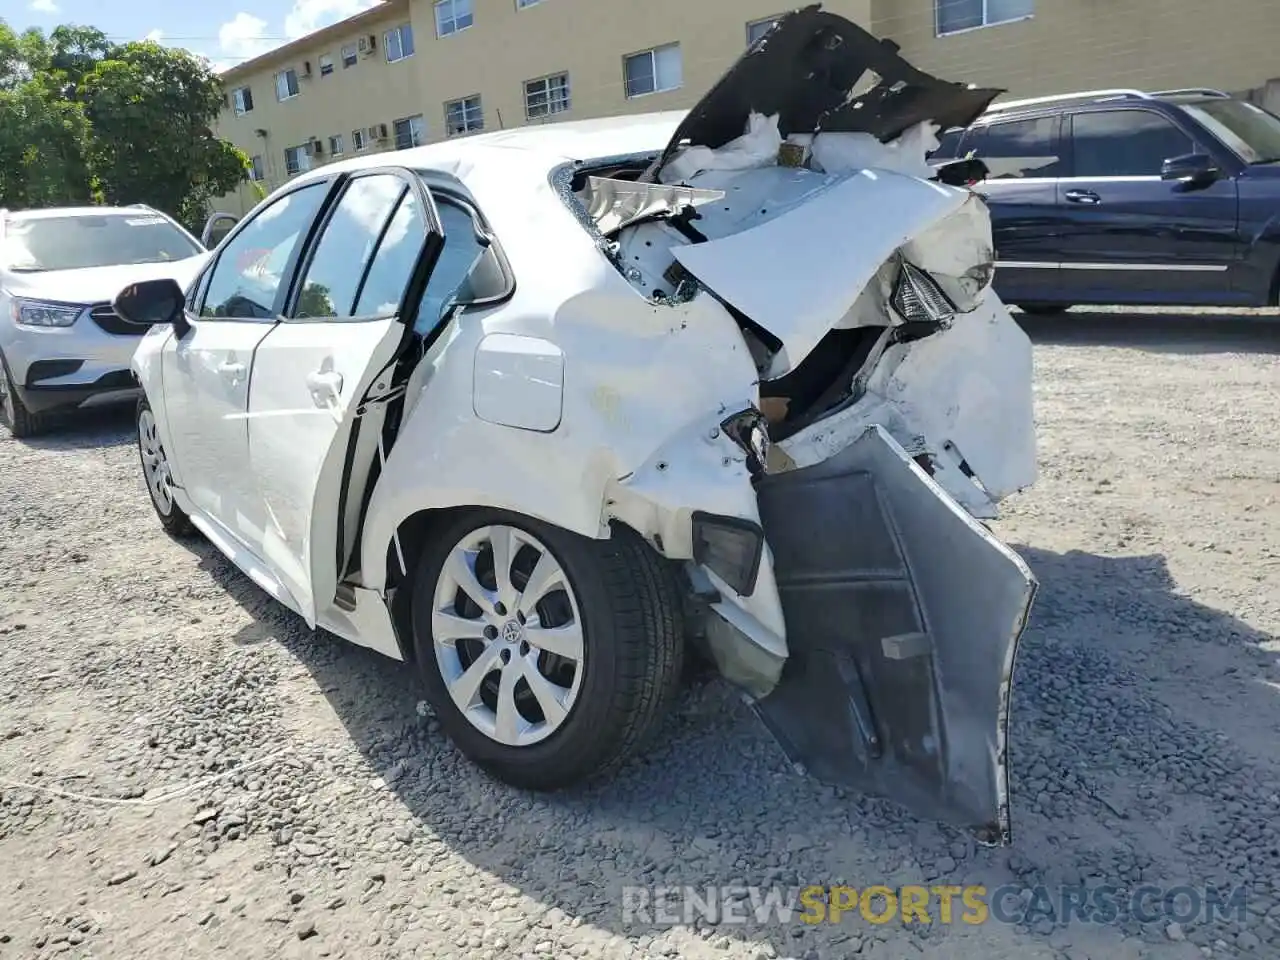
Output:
[929, 88, 1280, 313]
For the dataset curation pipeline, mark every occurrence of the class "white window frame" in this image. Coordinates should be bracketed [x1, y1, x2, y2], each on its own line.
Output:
[516, 0, 544, 7]
[935, 0, 1034, 37]
[232, 85, 253, 116]
[340, 43, 358, 68]
[444, 95, 484, 136]
[524, 71, 571, 121]
[623, 42, 682, 100]
[328, 134, 344, 156]
[275, 69, 299, 102]
[283, 145, 311, 176]
[318, 53, 334, 76]
[351, 128, 367, 151]
[385, 23, 415, 62]
[747, 16, 781, 46]
[392, 114, 426, 150]
[435, 0, 474, 38]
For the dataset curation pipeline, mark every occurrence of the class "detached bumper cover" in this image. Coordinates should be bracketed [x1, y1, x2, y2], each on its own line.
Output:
[753, 425, 1036, 844]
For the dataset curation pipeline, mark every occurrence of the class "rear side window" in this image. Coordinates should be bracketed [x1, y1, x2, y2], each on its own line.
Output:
[931, 127, 965, 160]
[1070, 110, 1195, 177]
[967, 116, 1062, 177]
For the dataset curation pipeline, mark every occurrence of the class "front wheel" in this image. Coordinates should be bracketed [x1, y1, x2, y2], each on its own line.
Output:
[411, 510, 684, 790]
[137, 398, 194, 537]
[0, 356, 45, 439]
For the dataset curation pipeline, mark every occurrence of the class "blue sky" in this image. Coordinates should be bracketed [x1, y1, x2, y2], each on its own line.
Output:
[0, 0, 379, 71]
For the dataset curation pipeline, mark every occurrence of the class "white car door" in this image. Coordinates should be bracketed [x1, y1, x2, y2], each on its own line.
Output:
[246, 170, 443, 627]
[162, 181, 331, 547]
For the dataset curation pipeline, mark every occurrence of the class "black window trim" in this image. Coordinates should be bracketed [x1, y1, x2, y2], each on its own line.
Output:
[282, 165, 445, 326]
[191, 176, 341, 323]
[1064, 105, 1202, 180]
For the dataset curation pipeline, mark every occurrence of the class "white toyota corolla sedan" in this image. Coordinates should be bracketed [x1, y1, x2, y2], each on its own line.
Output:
[115, 7, 1039, 843]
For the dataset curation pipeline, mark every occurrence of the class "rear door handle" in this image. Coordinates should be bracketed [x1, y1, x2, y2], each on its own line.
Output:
[1064, 189, 1101, 205]
[305, 368, 343, 408]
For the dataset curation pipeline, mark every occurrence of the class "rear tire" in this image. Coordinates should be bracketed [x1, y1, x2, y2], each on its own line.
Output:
[136, 397, 194, 537]
[0, 356, 45, 439]
[1016, 303, 1072, 316]
[411, 510, 684, 790]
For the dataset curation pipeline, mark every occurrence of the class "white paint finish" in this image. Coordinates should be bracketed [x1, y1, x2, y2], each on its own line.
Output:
[318, 585, 403, 660]
[781, 290, 1038, 505]
[246, 315, 402, 627]
[471, 333, 564, 432]
[159, 318, 273, 545]
[670, 169, 970, 376]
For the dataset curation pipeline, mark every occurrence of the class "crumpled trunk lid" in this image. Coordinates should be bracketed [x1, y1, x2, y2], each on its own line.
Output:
[651, 4, 1002, 184]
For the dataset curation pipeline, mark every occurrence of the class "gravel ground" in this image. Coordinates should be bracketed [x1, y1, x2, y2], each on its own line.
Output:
[1, 309, 1279, 960]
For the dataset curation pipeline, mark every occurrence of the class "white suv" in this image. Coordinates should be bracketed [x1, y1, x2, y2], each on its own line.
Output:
[0, 205, 210, 437]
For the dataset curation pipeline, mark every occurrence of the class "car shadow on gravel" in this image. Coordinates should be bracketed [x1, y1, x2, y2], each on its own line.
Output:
[1018, 311, 1280, 356]
[10, 404, 134, 451]
[193, 539, 1280, 957]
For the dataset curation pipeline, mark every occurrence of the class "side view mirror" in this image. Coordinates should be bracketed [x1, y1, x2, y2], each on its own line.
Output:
[201, 212, 239, 248]
[1161, 153, 1219, 187]
[114, 278, 189, 338]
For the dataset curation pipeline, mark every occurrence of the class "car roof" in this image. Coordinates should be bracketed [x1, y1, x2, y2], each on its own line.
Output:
[5, 206, 166, 222]
[296, 110, 689, 187]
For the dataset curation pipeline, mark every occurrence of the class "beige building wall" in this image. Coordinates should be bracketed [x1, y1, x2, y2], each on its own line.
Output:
[211, 0, 872, 215]
[873, 0, 1280, 101]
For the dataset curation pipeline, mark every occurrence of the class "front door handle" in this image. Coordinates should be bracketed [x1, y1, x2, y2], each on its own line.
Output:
[305, 368, 343, 408]
[1064, 189, 1101, 205]
[218, 360, 246, 383]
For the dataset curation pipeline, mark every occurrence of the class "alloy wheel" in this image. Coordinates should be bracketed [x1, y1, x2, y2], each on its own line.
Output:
[138, 408, 175, 515]
[431, 524, 585, 747]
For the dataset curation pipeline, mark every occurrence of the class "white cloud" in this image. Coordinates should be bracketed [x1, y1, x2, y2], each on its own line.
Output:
[144, 29, 164, 43]
[215, 0, 380, 68]
[29, 0, 59, 13]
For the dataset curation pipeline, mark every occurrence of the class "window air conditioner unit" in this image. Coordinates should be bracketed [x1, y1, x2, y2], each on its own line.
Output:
[358, 34, 377, 55]
[308, 138, 323, 156]
[369, 123, 388, 140]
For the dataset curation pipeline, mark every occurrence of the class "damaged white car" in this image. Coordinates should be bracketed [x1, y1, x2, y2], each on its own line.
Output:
[116, 5, 1037, 844]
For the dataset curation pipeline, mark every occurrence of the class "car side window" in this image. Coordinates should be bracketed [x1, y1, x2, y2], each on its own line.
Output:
[969, 116, 1062, 177]
[1070, 110, 1195, 178]
[413, 200, 489, 336]
[352, 188, 427, 317]
[186, 266, 212, 314]
[201, 183, 327, 319]
[293, 174, 411, 319]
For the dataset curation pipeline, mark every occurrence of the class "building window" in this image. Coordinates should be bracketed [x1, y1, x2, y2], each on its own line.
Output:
[284, 145, 311, 176]
[328, 134, 344, 156]
[445, 95, 484, 136]
[231, 85, 254, 116]
[248, 155, 264, 181]
[435, 0, 473, 38]
[351, 128, 367, 151]
[275, 68, 299, 101]
[624, 43, 682, 99]
[747, 16, 780, 46]
[318, 53, 334, 76]
[392, 114, 425, 150]
[516, 0, 544, 6]
[524, 71, 570, 120]
[341, 43, 358, 67]
[936, 0, 1034, 36]
[385, 23, 415, 62]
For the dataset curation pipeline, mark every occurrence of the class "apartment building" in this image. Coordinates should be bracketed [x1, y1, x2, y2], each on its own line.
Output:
[212, 0, 1280, 214]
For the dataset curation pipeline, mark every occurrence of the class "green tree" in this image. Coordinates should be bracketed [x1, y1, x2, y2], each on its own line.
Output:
[81, 40, 249, 229]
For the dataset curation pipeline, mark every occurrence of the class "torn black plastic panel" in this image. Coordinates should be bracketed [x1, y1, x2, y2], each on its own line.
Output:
[654, 4, 1003, 179]
[752, 425, 1035, 845]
